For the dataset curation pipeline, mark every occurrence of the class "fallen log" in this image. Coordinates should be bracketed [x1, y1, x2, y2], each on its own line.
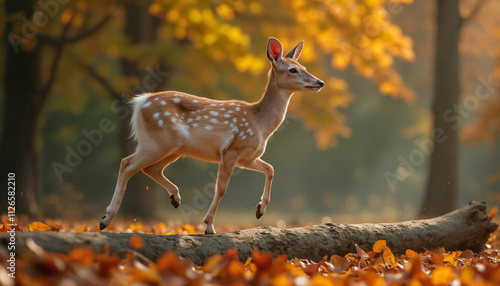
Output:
[0, 201, 497, 265]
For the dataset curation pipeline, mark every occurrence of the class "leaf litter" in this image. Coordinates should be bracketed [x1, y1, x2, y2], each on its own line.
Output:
[1, 217, 500, 285]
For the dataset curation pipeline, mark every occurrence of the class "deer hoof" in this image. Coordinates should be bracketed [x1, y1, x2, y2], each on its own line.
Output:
[255, 204, 263, 219]
[170, 194, 180, 208]
[99, 215, 108, 230]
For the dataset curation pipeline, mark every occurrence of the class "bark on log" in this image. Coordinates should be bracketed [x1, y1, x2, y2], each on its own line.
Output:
[1, 202, 497, 265]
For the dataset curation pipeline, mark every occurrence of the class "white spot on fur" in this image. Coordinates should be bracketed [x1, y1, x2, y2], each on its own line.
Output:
[174, 93, 183, 97]
[193, 123, 199, 127]
[241, 135, 246, 139]
[205, 125, 213, 130]
[153, 112, 160, 118]
[209, 111, 219, 116]
[220, 108, 225, 111]
[245, 122, 249, 126]
[158, 120, 163, 127]
[154, 98, 159, 101]
[236, 107, 240, 111]
[196, 116, 201, 120]
[171, 118, 176, 123]
[161, 101, 166, 105]
[232, 118, 237, 123]
[224, 121, 229, 124]
[210, 104, 216, 106]
[210, 118, 218, 123]
[239, 132, 244, 136]
[187, 118, 193, 123]
[176, 124, 190, 137]
[242, 118, 246, 122]
[224, 114, 231, 118]
[230, 123, 234, 127]
[247, 128, 254, 136]
[142, 101, 152, 108]
[204, 115, 209, 119]
[193, 100, 199, 103]
[231, 127, 238, 133]
[244, 111, 247, 114]
[173, 98, 180, 103]
[164, 111, 170, 116]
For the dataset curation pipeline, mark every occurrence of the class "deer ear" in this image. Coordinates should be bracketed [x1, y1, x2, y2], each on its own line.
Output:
[267, 37, 283, 66]
[285, 40, 304, 60]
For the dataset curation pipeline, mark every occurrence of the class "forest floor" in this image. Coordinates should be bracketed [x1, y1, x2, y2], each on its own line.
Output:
[1, 213, 500, 285]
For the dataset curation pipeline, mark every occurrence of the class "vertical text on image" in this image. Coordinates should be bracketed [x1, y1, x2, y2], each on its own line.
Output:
[6, 173, 16, 278]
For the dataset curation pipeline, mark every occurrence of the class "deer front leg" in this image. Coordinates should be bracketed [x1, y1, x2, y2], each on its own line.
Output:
[100, 155, 136, 230]
[239, 158, 274, 219]
[203, 150, 239, 234]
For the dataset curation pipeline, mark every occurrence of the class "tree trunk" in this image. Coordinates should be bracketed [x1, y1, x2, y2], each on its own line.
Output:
[117, 0, 165, 218]
[1, 202, 496, 265]
[1, 0, 42, 217]
[421, 0, 461, 217]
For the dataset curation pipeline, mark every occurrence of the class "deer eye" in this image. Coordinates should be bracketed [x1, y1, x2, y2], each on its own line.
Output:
[289, 68, 298, 74]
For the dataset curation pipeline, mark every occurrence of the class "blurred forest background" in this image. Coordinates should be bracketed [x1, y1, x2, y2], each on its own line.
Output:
[1, 0, 499, 226]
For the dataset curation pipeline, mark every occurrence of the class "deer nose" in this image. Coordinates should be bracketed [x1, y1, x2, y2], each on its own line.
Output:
[317, 80, 324, 87]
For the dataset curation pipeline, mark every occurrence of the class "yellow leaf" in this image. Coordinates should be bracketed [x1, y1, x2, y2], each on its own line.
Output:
[29, 222, 52, 232]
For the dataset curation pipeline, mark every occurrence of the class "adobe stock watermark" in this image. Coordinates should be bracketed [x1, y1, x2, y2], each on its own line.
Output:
[385, 72, 500, 191]
[8, 0, 69, 54]
[52, 64, 169, 181]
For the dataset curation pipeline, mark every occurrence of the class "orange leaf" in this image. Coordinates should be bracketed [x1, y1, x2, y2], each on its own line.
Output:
[373, 240, 387, 253]
[29, 222, 52, 232]
[68, 247, 95, 266]
[201, 254, 224, 273]
[429, 251, 443, 264]
[383, 248, 398, 268]
[225, 259, 245, 278]
[488, 206, 498, 220]
[129, 234, 144, 249]
[405, 249, 420, 259]
[431, 266, 456, 285]
[226, 248, 239, 260]
[330, 255, 350, 273]
[252, 249, 273, 273]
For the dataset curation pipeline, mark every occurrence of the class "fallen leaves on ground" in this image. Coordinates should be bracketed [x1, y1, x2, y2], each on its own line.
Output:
[1, 218, 500, 285]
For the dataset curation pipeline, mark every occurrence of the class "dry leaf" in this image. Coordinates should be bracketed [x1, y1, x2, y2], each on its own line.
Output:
[129, 234, 145, 249]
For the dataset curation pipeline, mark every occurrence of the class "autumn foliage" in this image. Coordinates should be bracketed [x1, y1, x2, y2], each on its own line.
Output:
[1, 217, 500, 285]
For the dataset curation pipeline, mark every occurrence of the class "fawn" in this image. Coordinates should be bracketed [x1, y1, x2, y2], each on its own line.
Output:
[99, 37, 324, 234]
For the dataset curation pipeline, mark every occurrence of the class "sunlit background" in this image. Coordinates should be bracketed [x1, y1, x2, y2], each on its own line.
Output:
[1, 0, 499, 226]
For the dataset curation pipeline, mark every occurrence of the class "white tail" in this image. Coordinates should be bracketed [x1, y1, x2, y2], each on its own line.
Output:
[100, 38, 324, 234]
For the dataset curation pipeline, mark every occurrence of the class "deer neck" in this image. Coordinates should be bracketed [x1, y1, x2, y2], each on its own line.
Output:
[253, 69, 293, 139]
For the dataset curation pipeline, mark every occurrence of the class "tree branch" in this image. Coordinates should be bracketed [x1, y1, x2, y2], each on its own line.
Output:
[0, 202, 497, 265]
[80, 60, 125, 102]
[460, 0, 488, 27]
[39, 13, 75, 104]
[39, 11, 114, 46]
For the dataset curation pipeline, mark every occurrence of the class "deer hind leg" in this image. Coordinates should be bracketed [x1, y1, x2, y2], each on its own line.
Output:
[203, 150, 239, 234]
[239, 158, 274, 219]
[99, 149, 173, 230]
[142, 154, 181, 208]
